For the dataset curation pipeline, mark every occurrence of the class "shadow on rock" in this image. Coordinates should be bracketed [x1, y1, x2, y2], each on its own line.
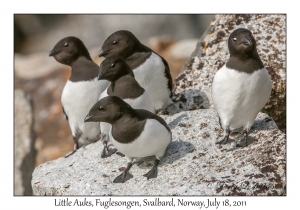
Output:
[251, 116, 277, 131]
[167, 112, 188, 130]
[168, 88, 210, 115]
[135, 140, 195, 169]
[226, 136, 258, 152]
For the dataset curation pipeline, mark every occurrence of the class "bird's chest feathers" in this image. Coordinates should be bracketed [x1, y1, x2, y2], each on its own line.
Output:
[217, 67, 265, 96]
[62, 78, 101, 112]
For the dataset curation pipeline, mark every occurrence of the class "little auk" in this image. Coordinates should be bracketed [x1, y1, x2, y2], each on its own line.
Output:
[85, 96, 171, 183]
[98, 30, 173, 114]
[49, 36, 109, 157]
[97, 55, 154, 158]
[212, 28, 272, 147]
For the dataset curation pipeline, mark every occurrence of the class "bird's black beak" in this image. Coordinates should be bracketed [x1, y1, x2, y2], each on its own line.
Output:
[84, 114, 95, 122]
[99, 49, 110, 57]
[243, 37, 251, 46]
[49, 49, 60, 57]
[98, 72, 105, 80]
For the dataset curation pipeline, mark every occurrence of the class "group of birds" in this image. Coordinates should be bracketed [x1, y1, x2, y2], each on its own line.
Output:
[49, 28, 272, 183]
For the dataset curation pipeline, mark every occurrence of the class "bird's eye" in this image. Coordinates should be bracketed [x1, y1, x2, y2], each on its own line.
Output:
[233, 38, 237, 42]
[64, 43, 69, 47]
[98, 106, 104, 111]
[112, 41, 117, 45]
[111, 63, 115, 68]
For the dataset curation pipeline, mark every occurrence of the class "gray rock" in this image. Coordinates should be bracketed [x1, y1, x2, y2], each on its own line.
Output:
[170, 14, 286, 132]
[15, 90, 37, 195]
[32, 109, 285, 195]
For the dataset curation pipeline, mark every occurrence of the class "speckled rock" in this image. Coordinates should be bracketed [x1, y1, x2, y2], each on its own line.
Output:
[170, 14, 286, 132]
[31, 109, 286, 196]
[15, 90, 37, 195]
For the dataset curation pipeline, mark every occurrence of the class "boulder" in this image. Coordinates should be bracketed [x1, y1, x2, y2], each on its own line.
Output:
[15, 90, 37, 195]
[31, 109, 285, 196]
[170, 14, 286, 132]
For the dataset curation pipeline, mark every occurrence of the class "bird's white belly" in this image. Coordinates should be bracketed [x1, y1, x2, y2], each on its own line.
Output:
[62, 78, 109, 144]
[133, 53, 172, 110]
[212, 66, 272, 130]
[109, 119, 171, 159]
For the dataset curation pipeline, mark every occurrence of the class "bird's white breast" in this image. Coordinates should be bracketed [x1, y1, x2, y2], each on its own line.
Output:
[109, 119, 171, 159]
[212, 66, 272, 130]
[133, 52, 172, 110]
[62, 78, 109, 144]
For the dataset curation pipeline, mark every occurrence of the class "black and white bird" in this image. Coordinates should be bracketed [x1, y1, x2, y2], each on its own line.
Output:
[84, 96, 171, 183]
[98, 30, 173, 114]
[49, 36, 109, 157]
[97, 55, 154, 158]
[212, 28, 272, 147]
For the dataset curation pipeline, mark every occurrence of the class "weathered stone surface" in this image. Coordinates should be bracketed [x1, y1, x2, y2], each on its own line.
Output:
[170, 14, 286, 132]
[14, 90, 37, 195]
[32, 109, 285, 196]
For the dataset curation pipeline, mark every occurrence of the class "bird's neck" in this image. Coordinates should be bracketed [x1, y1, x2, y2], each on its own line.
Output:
[69, 56, 99, 82]
[111, 109, 136, 126]
[107, 74, 144, 98]
[226, 53, 264, 74]
[114, 74, 135, 85]
[70, 55, 92, 66]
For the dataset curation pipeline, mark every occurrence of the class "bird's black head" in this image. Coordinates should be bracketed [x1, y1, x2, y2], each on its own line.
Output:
[98, 56, 134, 82]
[49, 36, 91, 66]
[226, 28, 264, 72]
[228, 28, 257, 58]
[84, 96, 132, 124]
[98, 30, 140, 59]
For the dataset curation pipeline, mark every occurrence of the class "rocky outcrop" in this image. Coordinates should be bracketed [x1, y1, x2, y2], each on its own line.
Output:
[32, 109, 285, 196]
[15, 90, 37, 195]
[170, 14, 286, 132]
